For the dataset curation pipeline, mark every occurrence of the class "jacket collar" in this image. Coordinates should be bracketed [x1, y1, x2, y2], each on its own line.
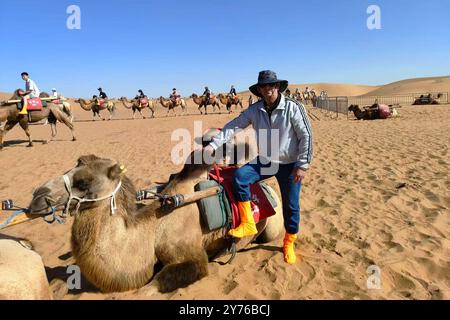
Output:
[258, 94, 286, 112]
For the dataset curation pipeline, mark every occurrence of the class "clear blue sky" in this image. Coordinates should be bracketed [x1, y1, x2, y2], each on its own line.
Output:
[1, 0, 449, 98]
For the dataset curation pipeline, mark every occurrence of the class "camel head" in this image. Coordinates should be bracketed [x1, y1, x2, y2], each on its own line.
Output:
[11, 89, 23, 100]
[348, 104, 359, 112]
[29, 155, 132, 217]
[191, 93, 198, 98]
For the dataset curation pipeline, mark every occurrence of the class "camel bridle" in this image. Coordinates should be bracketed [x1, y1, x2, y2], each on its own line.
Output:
[62, 174, 122, 217]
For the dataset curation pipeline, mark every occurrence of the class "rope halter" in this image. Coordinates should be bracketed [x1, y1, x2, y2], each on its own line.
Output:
[62, 174, 122, 217]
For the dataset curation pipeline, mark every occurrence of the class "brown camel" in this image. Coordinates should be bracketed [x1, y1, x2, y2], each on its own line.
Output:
[75, 98, 116, 121]
[191, 93, 221, 115]
[217, 94, 244, 113]
[158, 96, 187, 117]
[0, 90, 76, 150]
[348, 104, 381, 120]
[29, 152, 283, 294]
[412, 93, 442, 105]
[119, 97, 155, 119]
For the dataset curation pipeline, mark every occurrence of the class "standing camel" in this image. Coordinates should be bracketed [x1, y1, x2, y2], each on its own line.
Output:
[75, 98, 116, 121]
[217, 94, 244, 113]
[0, 90, 76, 150]
[191, 93, 221, 115]
[29, 152, 283, 294]
[119, 97, 155, 119]
[158, 96, 187, 117]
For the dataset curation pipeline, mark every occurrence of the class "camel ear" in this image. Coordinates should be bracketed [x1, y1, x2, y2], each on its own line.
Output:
[77, 154, 101, 166]
[108, 164, 127, 180]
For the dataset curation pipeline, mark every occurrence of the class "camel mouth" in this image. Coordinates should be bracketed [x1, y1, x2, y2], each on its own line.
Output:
[29, 194, 66, 215]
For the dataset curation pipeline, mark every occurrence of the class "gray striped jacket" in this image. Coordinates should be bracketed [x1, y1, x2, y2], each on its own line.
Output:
[209, 94, 313, 169]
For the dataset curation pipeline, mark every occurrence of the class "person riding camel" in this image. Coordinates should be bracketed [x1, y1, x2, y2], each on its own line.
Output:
[137, 89, 146, 99]
[203, 86, 211, 106]
[95, 88, 108, 106]
[204, 70, 313, 265]
[136, 89, 148, 107]
[51, 88, 58, 99]
[229, 85, 237, 102]
[18, 72, 41, 115]
[170, 88, 181, 105]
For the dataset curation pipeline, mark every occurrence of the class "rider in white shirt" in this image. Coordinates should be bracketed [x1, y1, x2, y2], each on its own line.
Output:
[19, 72, 41, 115]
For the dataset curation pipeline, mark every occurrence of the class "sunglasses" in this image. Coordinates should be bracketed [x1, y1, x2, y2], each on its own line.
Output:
[258, 83, 278, 89]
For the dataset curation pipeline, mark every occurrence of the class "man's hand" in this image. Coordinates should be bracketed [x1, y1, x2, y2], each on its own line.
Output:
[291, 167, 307, 183]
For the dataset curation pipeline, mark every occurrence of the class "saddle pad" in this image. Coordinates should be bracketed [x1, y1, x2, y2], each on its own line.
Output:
[26, 98, 43, 111]
[140, 98, 149, 106]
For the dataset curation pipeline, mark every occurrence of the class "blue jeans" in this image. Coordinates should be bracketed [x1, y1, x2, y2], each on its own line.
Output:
[233, 157, 302, 234]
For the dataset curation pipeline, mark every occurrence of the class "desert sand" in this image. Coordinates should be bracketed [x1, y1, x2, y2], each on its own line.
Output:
[0, 78, 449, 300]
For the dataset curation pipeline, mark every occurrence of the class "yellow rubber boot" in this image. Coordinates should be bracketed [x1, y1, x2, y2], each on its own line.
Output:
[18, 98, 28, 115]
[283, 233, 298, 265]
[228, 201, 258, 238]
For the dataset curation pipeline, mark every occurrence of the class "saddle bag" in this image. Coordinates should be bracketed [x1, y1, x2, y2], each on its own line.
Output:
[194, 180, 232, 231]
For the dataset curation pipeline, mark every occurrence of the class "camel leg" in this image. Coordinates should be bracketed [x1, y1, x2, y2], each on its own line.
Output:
[0, 121, 18, 149]
[198, 105, 203, 115]
[140, 110, 145, 119]
[49, 123, 57, 142]
[18, 120, 33, 147]
[50, 109, 76, 141]
[139, 248, 208, 294]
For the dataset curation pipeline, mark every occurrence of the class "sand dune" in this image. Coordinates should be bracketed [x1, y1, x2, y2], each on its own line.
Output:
[363, 76, 450, 96]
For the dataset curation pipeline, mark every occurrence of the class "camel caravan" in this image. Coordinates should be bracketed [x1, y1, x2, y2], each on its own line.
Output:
[0, 130, 284, 298]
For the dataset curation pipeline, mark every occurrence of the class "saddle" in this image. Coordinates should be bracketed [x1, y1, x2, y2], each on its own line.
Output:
[51, 99, 61, 105]
[26, 98, 43, 111]
[139, 98, 149, 107]
[96, 99, 105, 106]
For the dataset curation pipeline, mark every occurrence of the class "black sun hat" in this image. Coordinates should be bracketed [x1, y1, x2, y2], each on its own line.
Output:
[249, 70, 288, 98]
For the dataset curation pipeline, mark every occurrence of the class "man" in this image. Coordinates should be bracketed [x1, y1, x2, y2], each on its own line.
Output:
[98, 88, 108, 99]
[170, 88, 180, 104]
[229, 85, 237, 100]
[204, 70, 313, 264]
[203, 86, 211, 106]
[18, 72, 41, 115]
[51, 88, 59, 99]
[137, 89, 146, 99]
